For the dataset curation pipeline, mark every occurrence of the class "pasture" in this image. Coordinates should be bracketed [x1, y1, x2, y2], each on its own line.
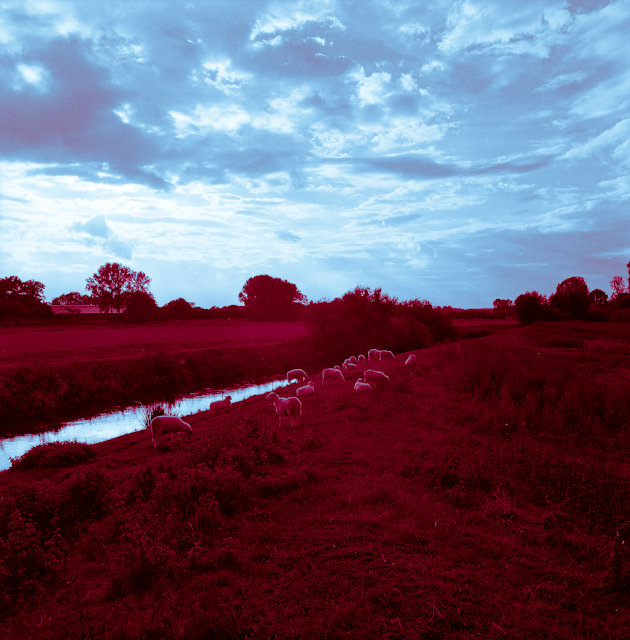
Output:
[0, 319, 308, 369]
[2, 321, 630, 638]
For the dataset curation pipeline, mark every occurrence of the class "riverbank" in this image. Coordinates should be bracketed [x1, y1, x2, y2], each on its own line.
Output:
[0, 335, 317, 424]
[2, 323, 630, 638]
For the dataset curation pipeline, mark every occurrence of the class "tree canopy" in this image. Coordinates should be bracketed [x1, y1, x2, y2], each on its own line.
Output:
[238, 275, 306, 320]
[85, 263, 152, 313]
[52, 292, 93, 305]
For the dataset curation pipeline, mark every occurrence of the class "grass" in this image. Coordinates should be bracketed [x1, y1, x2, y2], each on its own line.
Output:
[2, 322, 630, 637]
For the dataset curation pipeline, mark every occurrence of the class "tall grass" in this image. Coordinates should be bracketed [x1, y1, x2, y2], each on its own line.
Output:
[457, 341, 630, 439]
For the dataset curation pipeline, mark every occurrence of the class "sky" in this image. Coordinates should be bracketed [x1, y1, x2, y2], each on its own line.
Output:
[1, 0, 629, 308]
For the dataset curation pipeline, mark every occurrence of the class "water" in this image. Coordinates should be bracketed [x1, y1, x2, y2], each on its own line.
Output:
[0, 378, 289, 472]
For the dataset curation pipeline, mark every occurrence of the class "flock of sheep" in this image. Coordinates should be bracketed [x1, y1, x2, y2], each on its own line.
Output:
[149, 349, 418, 447]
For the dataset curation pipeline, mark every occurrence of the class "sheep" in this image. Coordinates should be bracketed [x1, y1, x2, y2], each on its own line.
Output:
[210, 395, 232, 412]
[367, 349, 380, 361]
[358, 354, 366, 363]
[363, 369, 390, 386]
[343, 362, 358, 371]
[405, 354, 417, 374]
[322, 367, 345, 383]
[287, 368, 309, 384]
[150, 415, 192, 448]
[266, 392, 302, 428]
[296, 381, 315, 398]
[354, 378, 372, 393]
[379, 349, 395, 361]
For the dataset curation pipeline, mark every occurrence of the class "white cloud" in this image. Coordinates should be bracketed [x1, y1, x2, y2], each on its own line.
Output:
[349, 66, 392, 106]
[560, 119, 630, 160]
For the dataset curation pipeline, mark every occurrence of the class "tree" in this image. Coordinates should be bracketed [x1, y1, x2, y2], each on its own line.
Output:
[514, 291, 549, 325]
[85, 263, 151, 313]
[238, 275, 306, 320]
[52, 292, 92, 305]
[121, 291, 159, 323]
[549, 276, 590, 320]
[161, 298, 195, 321]
[493, 299, 514, 318]
[0, 276, 49, 323]
[0, 276, 45, 302]
[589, 289, 608, 305]
[610, 276, 626, 300]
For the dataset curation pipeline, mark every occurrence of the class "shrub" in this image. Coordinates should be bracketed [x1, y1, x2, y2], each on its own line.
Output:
[10, 440, 95, 470]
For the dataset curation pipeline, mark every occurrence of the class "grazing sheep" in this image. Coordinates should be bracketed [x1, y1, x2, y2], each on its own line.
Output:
[405, 354, 417, 374]
[150, 415, 192, 448]
[296, 381, 315, 398]
[354, 379, 372, 393]
[363, 369, 390, 386]
[379, 350, 395, 361]
[266, 392, 302, 428]
[343, 362, 358, 371]
[367, 349, 380, 361]
[210, 396, 232, 412]
[287, 368, 309, 384]
[322, 367, 345, 383]
[358, 354, 366, 363]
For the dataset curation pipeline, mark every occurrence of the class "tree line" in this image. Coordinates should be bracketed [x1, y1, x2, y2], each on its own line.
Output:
[493, 262, 630, 325]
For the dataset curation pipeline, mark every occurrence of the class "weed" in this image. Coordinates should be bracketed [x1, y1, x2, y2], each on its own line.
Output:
[10, 440, 95, 470]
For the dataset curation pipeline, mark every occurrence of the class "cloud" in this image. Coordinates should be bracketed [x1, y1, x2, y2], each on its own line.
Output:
[70, 215, 132, 259]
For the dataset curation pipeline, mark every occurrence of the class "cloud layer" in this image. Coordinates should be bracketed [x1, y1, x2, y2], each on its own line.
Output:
[1, 0, 629, 306]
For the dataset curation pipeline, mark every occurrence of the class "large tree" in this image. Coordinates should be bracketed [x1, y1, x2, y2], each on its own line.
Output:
[549, 276, 590, 320]
[86, 263, 152, 313]
[238, 275, 306, 320]
[0, 276, 50, 323]
[0, 276, 45, 302]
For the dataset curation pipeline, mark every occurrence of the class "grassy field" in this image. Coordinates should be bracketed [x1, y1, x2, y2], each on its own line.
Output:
[2, 321, 630, 638]
[0, 320, 308, 369]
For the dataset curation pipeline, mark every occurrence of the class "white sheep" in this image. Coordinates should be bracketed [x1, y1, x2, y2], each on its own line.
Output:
[150, 415, 192, 448]
[296, 381, 315, 397]
[358, 354, 366, 363]
[379, 350, 395, 361]
[367, 349, 380, 361]
[405, 354, 417, 374]
[287, 368, 309, 384]
[363, 369, 390, 385]
[266, 392, 302, 428]
[354, 378, 372, 393]
[322, 367, 345, 383]
[210, 395, 232, 412]
[343, 362, 358, 371]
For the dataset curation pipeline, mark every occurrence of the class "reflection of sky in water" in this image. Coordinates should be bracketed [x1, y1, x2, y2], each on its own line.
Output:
[0, 379, 289, 472]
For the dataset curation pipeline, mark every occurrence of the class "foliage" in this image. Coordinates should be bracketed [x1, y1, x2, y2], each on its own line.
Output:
[51, 292, 93, 305]
[492, 298, 514, 318]
[10, 441, 95, 470]
[305, 287, 456, 363]
[550, 276, 591, 320]
[238, 274, 306, 320]
[86, 262, 152, 314]
[161, 297, 196, 320]
[589, 288, 608, 305]
[121, 291, 159, 323]
[514, 290, 561, 324]
[0, 276, 51, 324]
[610, 275, 626, 300]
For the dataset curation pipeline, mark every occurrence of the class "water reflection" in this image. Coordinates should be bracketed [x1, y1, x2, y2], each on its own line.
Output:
[0, 378, 289, 472]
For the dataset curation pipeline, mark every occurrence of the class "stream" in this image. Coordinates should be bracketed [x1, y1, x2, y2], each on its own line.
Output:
[0, 378, 289, 472]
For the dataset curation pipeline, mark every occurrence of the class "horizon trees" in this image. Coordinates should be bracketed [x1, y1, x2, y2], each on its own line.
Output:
[238, 275, 306, 321]
[86, 263, 152, 313]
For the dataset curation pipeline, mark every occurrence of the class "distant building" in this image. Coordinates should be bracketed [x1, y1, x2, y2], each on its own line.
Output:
[49, 304, 103, 314]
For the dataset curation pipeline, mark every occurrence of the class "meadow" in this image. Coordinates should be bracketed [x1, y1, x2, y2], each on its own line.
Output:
[1, 320, 630, 638]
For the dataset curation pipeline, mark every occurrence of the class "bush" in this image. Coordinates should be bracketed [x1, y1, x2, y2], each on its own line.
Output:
[10, 441, 95, 470]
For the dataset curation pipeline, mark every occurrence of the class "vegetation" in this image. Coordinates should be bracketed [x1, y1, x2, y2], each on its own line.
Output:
[85, 262, 152, 314]
[238, 274, 307, 321]
[2, 322, 630, 638]
[0, 276, 53, 324]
